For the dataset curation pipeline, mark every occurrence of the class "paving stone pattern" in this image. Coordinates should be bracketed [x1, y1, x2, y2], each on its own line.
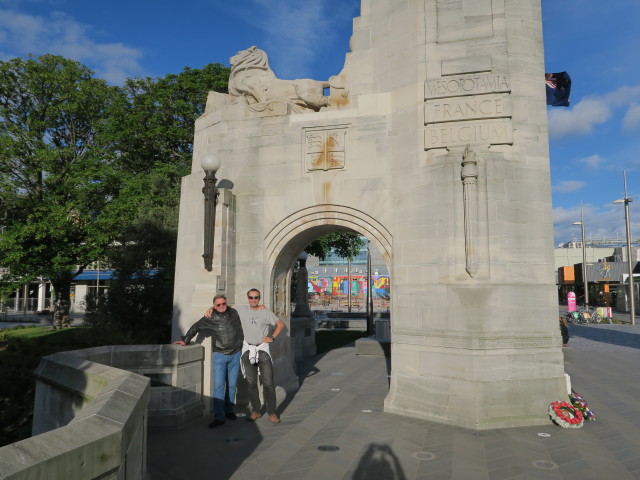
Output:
[147, 324, 640, 479]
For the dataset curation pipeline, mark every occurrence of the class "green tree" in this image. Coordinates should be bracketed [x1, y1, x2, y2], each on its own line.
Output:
[0, 55, 123, 327]
[305, 232, 365, 260]
[88, 64, 230, 340]
[102, 63, 229, 175]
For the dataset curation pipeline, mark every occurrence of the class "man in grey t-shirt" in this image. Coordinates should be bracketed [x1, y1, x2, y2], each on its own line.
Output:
[237, 288, 284, 424]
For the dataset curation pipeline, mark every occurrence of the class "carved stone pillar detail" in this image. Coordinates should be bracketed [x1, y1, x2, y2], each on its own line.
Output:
[461, 145, 479, 277]
[304, 126, 348, 171]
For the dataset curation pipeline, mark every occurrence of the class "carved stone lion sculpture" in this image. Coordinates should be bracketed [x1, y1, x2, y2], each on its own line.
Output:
[228, 46, 330, 113]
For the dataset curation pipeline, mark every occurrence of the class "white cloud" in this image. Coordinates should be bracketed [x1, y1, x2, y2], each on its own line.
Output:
[553, 204, 630, 245]
[218, 0, 357, 79]
[547, 97, 611, 138]
[0, 9, 146, 84]
[553, 205, 584, 244]
[604, 85, 640, 107]
[578, 154, 604, 168]
[553, 200, 640, 245]
[623, 103, 640, 131]
[253, 0, 328, 78]
[548, 84, 640, 139]
[553, 206, 580, 224]
[553, 180, 587, 193]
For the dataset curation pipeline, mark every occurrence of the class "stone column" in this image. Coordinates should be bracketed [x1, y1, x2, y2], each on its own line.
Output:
[291, 252, 317, 360]
[383, 0, 567, 429]
[37, 280, 47, 312]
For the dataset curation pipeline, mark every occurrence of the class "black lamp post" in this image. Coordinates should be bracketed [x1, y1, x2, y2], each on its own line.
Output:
[201, 153, 221, 271]
[573, 202, 589, 306]
[613, 171, 635, 325]
[366, 239, 373, 335]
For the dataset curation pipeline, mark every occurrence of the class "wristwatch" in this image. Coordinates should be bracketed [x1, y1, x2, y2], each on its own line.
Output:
[268, 335, 275, 340]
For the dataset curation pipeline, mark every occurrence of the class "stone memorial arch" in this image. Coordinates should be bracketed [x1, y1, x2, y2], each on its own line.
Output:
[172, 0, 567, 429]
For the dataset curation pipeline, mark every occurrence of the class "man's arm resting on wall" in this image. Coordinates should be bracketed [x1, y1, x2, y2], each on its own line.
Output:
[173, 320, 202, 346]
[205, 304, 266, 318]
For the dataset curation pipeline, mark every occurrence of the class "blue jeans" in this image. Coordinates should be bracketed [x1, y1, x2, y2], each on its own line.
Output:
[213, 351, 241, 421]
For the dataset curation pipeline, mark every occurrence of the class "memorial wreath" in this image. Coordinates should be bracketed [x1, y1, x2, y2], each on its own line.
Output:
[569, 392, 595, 421]
[548, 401, 584, 428]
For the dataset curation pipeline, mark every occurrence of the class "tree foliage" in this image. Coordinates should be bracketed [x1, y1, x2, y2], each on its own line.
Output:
[87, 64, 230, 340]
[102, 63, 229, 175]
[305, 232, 366, 260]
[0, 56, 231, 332]
[0, 55, 123, 324]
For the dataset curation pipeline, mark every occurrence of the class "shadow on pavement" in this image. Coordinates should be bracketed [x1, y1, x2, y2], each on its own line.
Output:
[352, 443, 407, 480]
[570, 324, 640, 349]
[147, 401, 264, 479]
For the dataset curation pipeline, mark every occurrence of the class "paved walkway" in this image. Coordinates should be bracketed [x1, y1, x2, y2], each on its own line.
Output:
[147, 323, 640, 480]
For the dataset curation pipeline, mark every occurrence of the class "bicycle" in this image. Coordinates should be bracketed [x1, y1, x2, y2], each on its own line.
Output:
[565, 310, 586, 324]
[577, 305, 601, 324]
[565, 305, 601, 324]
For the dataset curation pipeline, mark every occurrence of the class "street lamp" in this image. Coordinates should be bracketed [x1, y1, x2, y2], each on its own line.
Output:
[613, 171, 635, 325]
[366, 239, 373, 335]
[572, 202, 589, 306]
[201, 153, 221, 271]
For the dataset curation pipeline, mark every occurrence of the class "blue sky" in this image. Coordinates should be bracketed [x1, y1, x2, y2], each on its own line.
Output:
[1, 0, 639, 246]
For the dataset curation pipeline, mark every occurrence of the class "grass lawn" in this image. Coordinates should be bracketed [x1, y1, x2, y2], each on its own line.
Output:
[1, 325, 76, 340]
[1, 326, 48, 338]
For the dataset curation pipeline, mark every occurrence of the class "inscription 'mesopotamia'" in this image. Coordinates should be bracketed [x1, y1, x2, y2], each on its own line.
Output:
[304, 127, 347, 171]
[425, 74, 510, 100]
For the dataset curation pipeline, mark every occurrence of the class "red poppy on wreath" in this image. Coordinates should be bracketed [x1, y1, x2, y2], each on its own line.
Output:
[549, 401, 584, 428]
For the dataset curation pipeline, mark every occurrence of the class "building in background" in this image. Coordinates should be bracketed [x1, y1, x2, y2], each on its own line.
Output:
[305, 242, 390, 312]
[0, 262, 112, 315]
[555, 241, 639, 311]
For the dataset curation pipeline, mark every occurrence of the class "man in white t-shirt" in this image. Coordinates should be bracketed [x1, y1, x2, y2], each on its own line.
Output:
[235, 288, 284, 424]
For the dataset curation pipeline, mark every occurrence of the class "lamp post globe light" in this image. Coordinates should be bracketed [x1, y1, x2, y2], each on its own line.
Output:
[612, 171, 635, 325]
[201, 153, 221, 272]
[572, 202, 589, 307]
[201, 152, 221, 173]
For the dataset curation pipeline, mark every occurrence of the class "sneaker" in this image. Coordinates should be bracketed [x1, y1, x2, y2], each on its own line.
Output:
[208, 419, 225, 428]
[247, 411, 263, 421]
[268, 414, 281, 424]
[225, 412, 237, 420]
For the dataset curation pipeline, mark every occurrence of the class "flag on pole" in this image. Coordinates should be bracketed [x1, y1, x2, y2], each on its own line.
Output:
[545, 71, 571, 107]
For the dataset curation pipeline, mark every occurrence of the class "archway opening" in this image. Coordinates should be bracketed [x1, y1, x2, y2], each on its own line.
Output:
[269, 223, 391, 361]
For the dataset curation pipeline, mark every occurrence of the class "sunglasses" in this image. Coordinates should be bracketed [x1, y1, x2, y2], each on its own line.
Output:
[214, 302, 227, 307]
[248, 296, 260, 300]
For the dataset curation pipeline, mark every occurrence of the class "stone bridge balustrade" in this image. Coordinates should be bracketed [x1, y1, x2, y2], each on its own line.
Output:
[0, 344, 204, 480]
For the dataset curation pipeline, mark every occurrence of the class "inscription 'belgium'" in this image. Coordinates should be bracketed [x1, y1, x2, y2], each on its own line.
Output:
[425, 120, 513, 150]
[425, 74, 510, 99]
[425, 94, 511, 124]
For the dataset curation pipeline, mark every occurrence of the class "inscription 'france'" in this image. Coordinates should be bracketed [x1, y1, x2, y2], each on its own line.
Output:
[425, 94, 511, 124]
[425, 74, 510, 99]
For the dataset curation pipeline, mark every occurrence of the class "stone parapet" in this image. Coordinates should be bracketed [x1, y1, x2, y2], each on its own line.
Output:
[0, 344, 204, 480]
